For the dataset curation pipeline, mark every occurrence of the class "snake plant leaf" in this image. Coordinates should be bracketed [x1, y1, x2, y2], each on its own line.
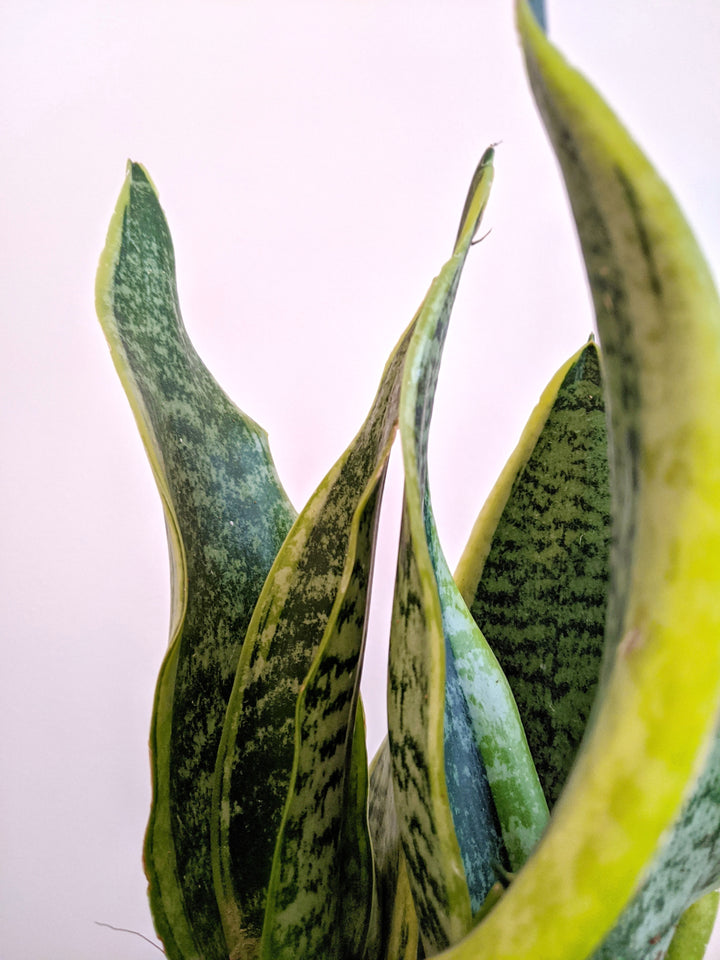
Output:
[95, 162, 296, 960]
[591, 727, 720, 959]
[387, 145, 548, 955]
[367, 739, 420, 960]
[336, 703, 375, 960]
[433, 6, 720, 960]
[666, 891, 720, 960]
[428, 521, 549, 871]
[258, 481, 385, 960]
[211, 314, 416, 960]
[455, 341, 610, 808]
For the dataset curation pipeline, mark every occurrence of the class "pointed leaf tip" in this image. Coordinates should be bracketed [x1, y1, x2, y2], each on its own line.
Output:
[121, 159, 158, 195]
[454, 145, 496, 251]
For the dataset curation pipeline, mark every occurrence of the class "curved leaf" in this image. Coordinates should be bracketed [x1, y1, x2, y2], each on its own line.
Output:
[435, 6, 720, 959]
[666, 891, 720, 960]
[258, 480, 385, 960]
[95, 162, 296, 959]
[592, 728, 720, 958]
[388, 146, 548, 955]
[336, 704, 375, 960]
[211, 314, 416, 959]
[456, 341, 610, 807]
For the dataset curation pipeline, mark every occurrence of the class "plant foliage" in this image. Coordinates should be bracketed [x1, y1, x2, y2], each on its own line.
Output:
[96, 3, 720, 958]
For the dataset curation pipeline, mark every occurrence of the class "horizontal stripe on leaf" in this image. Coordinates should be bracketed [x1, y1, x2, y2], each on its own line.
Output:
[666, 891, 720, 960]
[212, 317, 416, 959]
[259, 487, 384, 960]
[95, 162, 296, 960]
[432, 6, 720, 959]
[459, 342, 610, 808]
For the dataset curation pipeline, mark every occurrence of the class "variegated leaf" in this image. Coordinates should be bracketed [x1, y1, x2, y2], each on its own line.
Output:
[211, 316, 416, 960]
[95, 162, 297, 960]
[388, 145, 548, 956]
[259, 482, 384, 960]
[591, 727, 720, 958]
[666, 891, 720, 960]
[367, 739, 420, 960]
[336, 703, 375, 960]
[433, 6, 720, 959]
[455, 341, 610, 808]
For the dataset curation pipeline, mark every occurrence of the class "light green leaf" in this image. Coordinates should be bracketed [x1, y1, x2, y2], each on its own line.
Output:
[388, 145, 548, 956]
[591, 728, 720, 958]
[456, 341, 610, 807]
[434, 5, 720, 959]
[666, 891, 720, 960]
[95, 162, 296, 960]
[211, 313, 416, 960]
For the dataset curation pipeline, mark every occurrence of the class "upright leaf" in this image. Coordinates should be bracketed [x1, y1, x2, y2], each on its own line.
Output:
[211, 315, 416, 959]
[367, 740, 420, 960]
[258, 481, 384, 960]
[435, 6, 720, 959]
[388, 146, 548, 956]
[456, 341, 610, 807]
[95, 163, 296, 959]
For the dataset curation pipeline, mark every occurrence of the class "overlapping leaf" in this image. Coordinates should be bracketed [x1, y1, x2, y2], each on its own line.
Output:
[95, 163, 297, 959]
[591, 727, 720, 958]
[666, 892, 720, 960]
[367, 739, 420, 960]
[519, 7, 720, 959]
[256, 480, 386, 960]
[456, 341, 610, 808]
[210, 311, 417, 959]
[433, 5, 720, 959]
[387, 145, 549, 956]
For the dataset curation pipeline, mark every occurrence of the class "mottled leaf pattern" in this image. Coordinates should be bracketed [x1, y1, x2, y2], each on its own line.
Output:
[95, 163, 296, 960]
[388, 145, 548, 956]
[430, 521, 548, 871]
[367, 740, 420, 960]
[259, 482, 384, 960]
[212, 318, 415, 959]
[431, 6, 720, 960]
[97, 6, 720, 957]
[458, 342, 610, 807]
[592, 728, 720, 959]
[388, 149, 496, 954]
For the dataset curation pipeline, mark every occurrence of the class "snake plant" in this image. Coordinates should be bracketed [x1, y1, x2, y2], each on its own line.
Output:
[95, 2, 720, 958]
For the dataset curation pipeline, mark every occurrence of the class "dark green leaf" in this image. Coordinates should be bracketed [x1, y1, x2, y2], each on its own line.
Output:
[457, 342, 610, 807]
[95, 162, 296, 960]
[259, 483, 384, 960]
[666, 891, 719, 960]
[367, 739, 420, 960]
[211, 316, 416, 959]
[388, 146, 548, 955]
[431, 8, 720, 958]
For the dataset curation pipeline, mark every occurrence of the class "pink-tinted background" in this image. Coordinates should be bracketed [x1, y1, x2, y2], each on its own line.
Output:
[2, 2, 719, 956]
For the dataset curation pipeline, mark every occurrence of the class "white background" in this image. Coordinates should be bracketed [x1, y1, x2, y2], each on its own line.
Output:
[2, 1, 720, 957]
